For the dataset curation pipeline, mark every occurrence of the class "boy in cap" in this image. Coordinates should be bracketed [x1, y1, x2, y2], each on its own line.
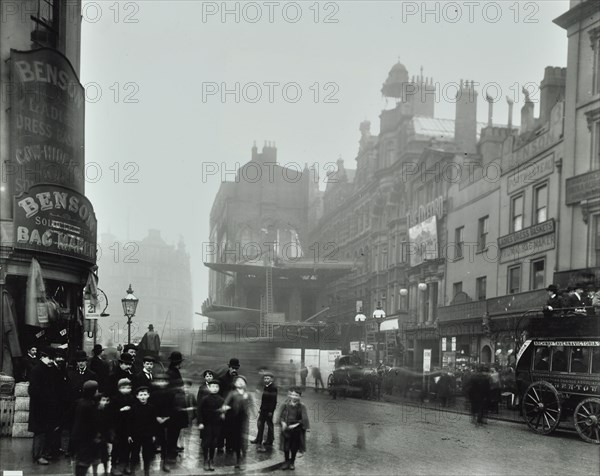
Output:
[252, 371, 277, 450]
[129, 386, 158, 476]
[112, 378, 135, 475]
[197, 380, 225, 471]
[278, 387, 310, 470]
[179, 379, 197, 451]
[197, 369, 216, 403]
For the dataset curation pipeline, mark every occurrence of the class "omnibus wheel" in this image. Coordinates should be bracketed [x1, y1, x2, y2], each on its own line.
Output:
[522, 381, 561, 435]
[574, 397, 600, 444]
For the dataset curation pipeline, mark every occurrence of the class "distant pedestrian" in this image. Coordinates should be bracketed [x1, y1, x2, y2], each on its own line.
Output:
[197, 380, 225, 472]
[139, 324, 161, 361]
[311, 366, 324, 392]
[252, 371, 277, 451]
[101, 341, 119, 366]
[222, 375, 255, 469]
[129, 386, 159, 476]
[278, 387, 310, 471]
[109, 353, 135, 397]
[288, 360, 297, 387]
[179, 379, 197, 451]
[300, 363, 308, 388]
[466, 365, 491, 425]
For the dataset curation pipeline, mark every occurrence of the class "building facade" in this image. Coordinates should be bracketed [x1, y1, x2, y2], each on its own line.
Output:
[96, 230, 193, 346]
[0, 0, 98, 375]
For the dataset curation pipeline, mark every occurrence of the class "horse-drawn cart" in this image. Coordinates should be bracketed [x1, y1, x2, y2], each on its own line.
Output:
[515, 315, 600, 444]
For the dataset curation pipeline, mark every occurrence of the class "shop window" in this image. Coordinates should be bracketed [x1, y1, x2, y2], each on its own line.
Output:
[570, 347, 590, 373]
[455, 226, 464, 260]
[508, 266, 521, 294]
[476, 276, 486, 301]
[551, 346, 568, 372]
[478, 216, 488, 252]
[531, 259, 545, 290]
[31, 0, 59, 48]
[534, 184, 548, 224]
[511, 195, 524, 232]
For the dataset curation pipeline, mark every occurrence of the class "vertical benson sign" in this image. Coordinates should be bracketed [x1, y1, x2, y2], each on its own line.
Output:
[10, 48, 85, 195]
[423, 349, 432, 372]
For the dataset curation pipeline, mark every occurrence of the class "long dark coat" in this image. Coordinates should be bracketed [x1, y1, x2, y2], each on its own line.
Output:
[223, 390, 255, 453]
[278, 402, 310, 453]
[28, 361, 62, 433]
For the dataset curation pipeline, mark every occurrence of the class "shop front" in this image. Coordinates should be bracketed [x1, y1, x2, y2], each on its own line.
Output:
[0, 48, 97, 378]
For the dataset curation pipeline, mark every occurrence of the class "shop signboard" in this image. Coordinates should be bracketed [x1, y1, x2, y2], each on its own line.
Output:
[408, 216, 438, 267]
[9, 48, 85, 194]
[14, 185, 97, 263]
[423, 348, 432, 372]
[84, 299, 100, 320]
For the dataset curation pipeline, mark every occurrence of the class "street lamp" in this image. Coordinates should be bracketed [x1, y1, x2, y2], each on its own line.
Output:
[372, 303, 386, 364]
[121, 284, 139, 345]
[355, 311, 366, 363]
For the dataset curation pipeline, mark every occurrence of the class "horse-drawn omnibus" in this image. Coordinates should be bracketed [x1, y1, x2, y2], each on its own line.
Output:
[515, 315, 600, 444]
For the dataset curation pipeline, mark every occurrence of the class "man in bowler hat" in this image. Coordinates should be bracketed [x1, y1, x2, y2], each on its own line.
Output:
[543, 284, 564, 318]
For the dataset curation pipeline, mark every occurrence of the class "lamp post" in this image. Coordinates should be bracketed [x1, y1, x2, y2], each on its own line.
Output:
[121, 284, 139, 345]
[355, 311, 366, 363]
[372, 303, 386, 365]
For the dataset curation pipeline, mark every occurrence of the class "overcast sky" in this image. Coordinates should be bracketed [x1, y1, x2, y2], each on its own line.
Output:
[80, 1, 569, 327]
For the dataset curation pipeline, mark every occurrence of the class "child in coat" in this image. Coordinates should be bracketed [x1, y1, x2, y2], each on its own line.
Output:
[197, 380, 225, 471]
[278, 386, 310, 470]
[222, 376, 255, 469]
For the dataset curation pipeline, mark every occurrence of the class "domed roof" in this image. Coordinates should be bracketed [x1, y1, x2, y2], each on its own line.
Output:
[382, 61, 409, 98]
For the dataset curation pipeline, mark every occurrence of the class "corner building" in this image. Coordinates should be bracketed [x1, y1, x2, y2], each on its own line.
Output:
[0, 1, 97, 374]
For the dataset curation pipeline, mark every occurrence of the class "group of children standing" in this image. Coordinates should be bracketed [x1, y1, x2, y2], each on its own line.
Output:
[67, 361, 310, 475]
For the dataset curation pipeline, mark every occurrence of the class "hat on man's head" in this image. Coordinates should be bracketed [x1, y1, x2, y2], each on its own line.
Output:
[142, 355, 156, 363]
[148, 324, 154, 331]
[228, 358, 240, 369]
[119, 353, 134, 364]
[74, 350, 88, 362]
[123, 344, 137, 353]
[263, 371, 275, 378]
[546, 284, 559, 293]
[168, 351, 184, 363]
[118, 378, 132, 388]
[92, 344, 104, 355]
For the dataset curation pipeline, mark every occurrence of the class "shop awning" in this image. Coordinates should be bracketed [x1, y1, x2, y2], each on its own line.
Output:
[379, 318, 399, 331]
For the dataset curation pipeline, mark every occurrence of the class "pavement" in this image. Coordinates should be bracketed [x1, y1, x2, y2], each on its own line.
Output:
[1, 388, 597, 475]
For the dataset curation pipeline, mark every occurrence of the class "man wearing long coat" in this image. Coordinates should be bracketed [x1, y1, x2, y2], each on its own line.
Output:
[28, 347, 62, 465]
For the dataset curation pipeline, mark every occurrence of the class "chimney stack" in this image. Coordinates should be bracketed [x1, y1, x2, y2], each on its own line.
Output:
[454, 79, 478, 155]
[539, 66, 566, 124]
[506, 96, 514, 131]
[486, 93, 494, 127]
[520, 88, 535, 134]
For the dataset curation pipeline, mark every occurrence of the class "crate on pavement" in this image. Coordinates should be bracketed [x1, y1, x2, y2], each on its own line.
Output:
[0, 374, 15, 396]
[11, 422, 33, 438]
[0, 395, 15, 436]
[13, 410, 29, 423]
[14, 396, 30, 412]
[14, 382, 29, 398]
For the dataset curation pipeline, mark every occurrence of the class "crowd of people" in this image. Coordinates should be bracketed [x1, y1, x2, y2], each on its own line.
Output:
[543, 283, 600, 317]
[23, 346, 310, 475]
